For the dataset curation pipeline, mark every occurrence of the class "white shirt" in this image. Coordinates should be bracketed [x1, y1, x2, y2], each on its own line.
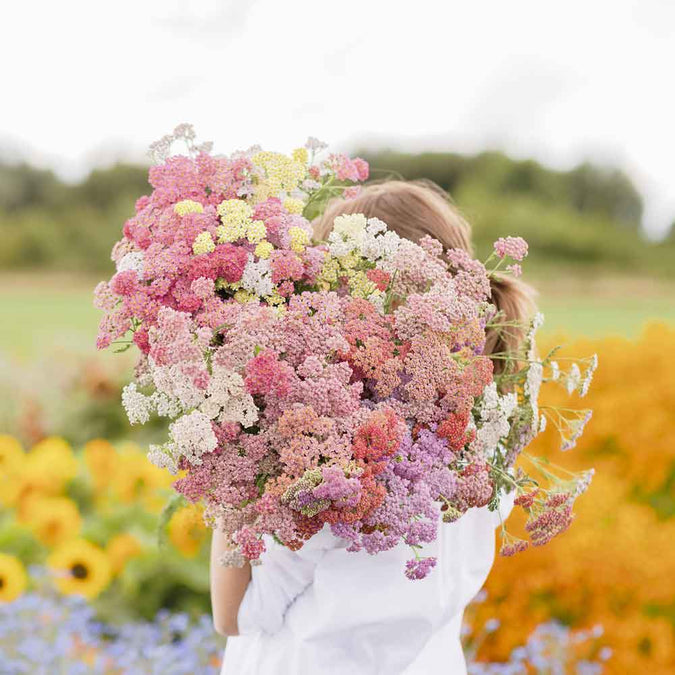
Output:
[221, 496, 513, 675]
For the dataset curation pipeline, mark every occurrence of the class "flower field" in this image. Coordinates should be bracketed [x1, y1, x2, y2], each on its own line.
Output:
[473, 321, 675, 673]
[1, 319, 674, 672]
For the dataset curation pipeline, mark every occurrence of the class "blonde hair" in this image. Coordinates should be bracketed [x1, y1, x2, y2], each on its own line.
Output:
[314, 179, 537, 372]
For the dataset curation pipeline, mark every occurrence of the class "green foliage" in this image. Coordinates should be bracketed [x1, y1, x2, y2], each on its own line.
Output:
[359, 149, 675, 277]
[0, 150, 673, 276]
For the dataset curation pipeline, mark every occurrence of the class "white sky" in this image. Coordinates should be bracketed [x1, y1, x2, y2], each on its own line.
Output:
[2, 0, 674, 238]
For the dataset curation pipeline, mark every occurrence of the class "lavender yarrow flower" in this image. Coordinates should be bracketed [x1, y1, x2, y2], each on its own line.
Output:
[404, 556, 437, 580]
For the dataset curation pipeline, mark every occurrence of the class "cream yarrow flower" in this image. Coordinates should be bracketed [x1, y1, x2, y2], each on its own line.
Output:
[288, 226, 310, 253]
[283, 197, 305, 214]
[255, 240, 274, 259]
[333, 213, 367, 243]
[174, 199, 204, 216]
[292, 147, 309, 164]
[192, 231, 215, 255]
[246, 220, 267, 244]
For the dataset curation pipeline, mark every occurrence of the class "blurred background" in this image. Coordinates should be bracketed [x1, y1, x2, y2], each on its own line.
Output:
[0, 1, 673, 672]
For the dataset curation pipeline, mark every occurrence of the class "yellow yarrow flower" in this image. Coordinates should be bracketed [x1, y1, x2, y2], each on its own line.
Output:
[0, 553, 28, 603]
[318, 258, 340, 285]
[246, 219, 267, 244]
[173, 199, 204, 216]
[338, 251, 360, 270]
[283, 197, 305, 214]
[264, 290, 287, 306]
[168, 504, 207, 558]
[251, 151, 306, 200]
[288, 226, 310, 253]
[255, 240, 274, 259]
[48, 539, 112, 600]
[348, 271, 378, 299]
[234, 289, 257, 304]
[217, 199, 253, 225]
[25, 496, 83, 547]
[292, 147, 308, 164]
[192, 231, 215, 255]
[107, 533, 142, 575]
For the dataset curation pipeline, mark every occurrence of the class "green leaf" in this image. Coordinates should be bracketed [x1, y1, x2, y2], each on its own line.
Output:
[156, 493, 187, 550]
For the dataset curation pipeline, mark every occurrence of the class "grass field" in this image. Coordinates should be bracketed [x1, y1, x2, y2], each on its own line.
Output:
[1, 273, 674, 360]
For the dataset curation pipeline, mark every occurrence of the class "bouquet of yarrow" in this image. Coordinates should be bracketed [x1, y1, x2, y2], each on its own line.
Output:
[94, 124, 596, 580]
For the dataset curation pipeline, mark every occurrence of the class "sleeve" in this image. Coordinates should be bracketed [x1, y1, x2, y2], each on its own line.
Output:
[236, 527, 341, 636]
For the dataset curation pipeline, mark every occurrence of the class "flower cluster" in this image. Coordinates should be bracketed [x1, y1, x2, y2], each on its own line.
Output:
[96, 126, 595, 579]
[0, 578, 224, 674]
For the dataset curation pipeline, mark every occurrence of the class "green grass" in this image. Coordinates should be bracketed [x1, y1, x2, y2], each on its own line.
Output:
[1, 273, 674, 360]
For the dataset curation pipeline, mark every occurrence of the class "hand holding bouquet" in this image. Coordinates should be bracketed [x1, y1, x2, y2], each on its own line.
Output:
[95, 125, 596, 579]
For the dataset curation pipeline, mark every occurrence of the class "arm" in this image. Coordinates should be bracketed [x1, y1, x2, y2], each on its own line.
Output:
[210, 522, 251, 637]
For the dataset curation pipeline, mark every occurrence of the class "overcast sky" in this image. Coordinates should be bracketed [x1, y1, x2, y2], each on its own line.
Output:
[2, 0, 673, 237]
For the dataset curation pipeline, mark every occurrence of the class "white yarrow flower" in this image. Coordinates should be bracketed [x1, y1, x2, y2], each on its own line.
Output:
[116, 252, 145, 277]
[169, 410, 218, 466]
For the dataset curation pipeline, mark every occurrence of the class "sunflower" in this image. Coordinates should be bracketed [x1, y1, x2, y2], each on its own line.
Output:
[83, 438, 117, 491]
[0, 553, 28, 602]
[110, 443, 173, 513]
[168, 504, 207, 558]
[47, 539, 112, 599]
[0, 435, 24, 472]
[107, 533, 142, 575]
[0, 435, 25, 507]
[23, 496, 82, 547]
[12, 437, 79, 514]
[29, 437, 78, 483]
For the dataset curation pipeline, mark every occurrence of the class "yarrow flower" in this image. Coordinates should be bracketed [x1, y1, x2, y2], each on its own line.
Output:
[494, 236, 529, 261]
[95, 125, 595, 579]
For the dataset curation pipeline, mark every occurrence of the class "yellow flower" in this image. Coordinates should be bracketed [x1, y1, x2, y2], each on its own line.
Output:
[107, 533, 142, 575]
[83, 438, 117, 491]
[217, 199, 253, 225]
[288, 226, 310, 253]
[47, 539, 112, 600]
[264, 290, 287, 306]
[24, 496, 82, 547]
[29, 437, 78, 485]
[110, 444, 173, 513]
[234, 289, 257, 304]
[292, 147, 308, 164]
[283, 197, 305, 215]
[0, 436, 25, 508]
[251, 151, 306, 201]
[168, 504, 207, 558]
[173, 199, 204, 216]
[192, 231, 215, 255]
[246, 219, 267, 244]
[348, 271, 378, 299]
[0, 553, 28, 603]
[254, 240, 274, 259]
[8, 437, 78, 513]
[0, 435, 24, 473]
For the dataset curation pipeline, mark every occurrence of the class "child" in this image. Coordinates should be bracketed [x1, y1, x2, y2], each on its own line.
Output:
[211, 179, 535, 675]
